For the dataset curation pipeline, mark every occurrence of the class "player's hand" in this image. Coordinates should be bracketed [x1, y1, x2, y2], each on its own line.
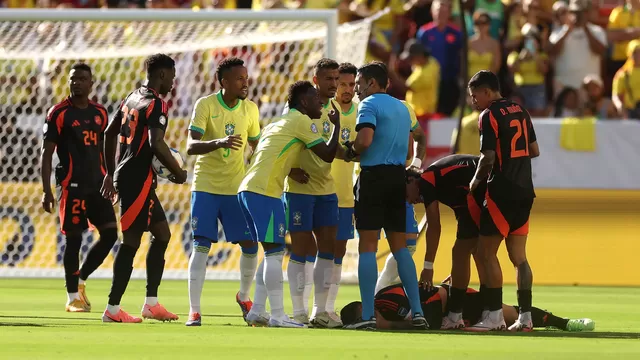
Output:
[41, 191, 55, 214]
[215, 134, 243, 150]
[420, 268, 434, 291]
[168, 169, 188, 185]
[328, 102, 340, 125]
[469, 178, 481, 192]
[343, 141, 358, 162]
[289, 168, 310, 184]
[101, 175, 118, 203]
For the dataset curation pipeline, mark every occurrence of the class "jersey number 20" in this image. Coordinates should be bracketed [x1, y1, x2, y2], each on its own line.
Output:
[510, 119, 529, 158]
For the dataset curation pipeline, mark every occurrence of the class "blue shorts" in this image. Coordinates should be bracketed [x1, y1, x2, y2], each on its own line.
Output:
[238, 191, 287, 244]
[337, 207, 355, 241]
[283, 193, 339, 232]
[191, 191, 252, 243]
[378, 202, 419, 239]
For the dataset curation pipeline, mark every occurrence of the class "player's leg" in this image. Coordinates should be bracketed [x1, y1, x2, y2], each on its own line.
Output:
[142, 194, 178, 322]
[284, 192, 314, 323]
[79, 193, 119, 311]
[515, 305, 595, 332]
[303, 238, 317, 316]
[309, 194, 339, 328]
[58, 189, 90, 312]
[218, 194, 259, 319]
[327, 207, 354, 316]
[186, 191, 220, 326]
[103, 229, 143, 323]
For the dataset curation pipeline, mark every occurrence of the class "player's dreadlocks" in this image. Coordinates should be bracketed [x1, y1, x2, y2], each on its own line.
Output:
[216, 57, 245, 87]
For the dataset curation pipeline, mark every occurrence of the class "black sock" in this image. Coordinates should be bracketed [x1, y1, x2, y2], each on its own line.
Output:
[146, 238, 168, 298]
[80, 228, 118, 281]
[530, 307, 569, 329]
[479, 284, 488, 310]
[108, 244, 137, 306]
[63, 234, 82, 294]
[517, 289, 532, 313]
[449, 287, 466, 313]
[487, 287, 503, 311]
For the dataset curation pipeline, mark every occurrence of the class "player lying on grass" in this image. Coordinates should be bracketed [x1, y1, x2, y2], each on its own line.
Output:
[340, 283, 595, 332]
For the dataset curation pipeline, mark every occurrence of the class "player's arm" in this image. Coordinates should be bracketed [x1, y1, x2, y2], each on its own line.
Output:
[186, 99, 242, 155]
[104, 103, 122, 178]
[246, 103, 262, 158]
[406, 132, 414, 161]
[375, 310, 413, 330]
[420, 200, 441, 289]
[412, 128, 426, 162]
[308, 102, 341, 163]
[148, 100, 187, 184]
[526, 113, 540, 158]
[40, 109, 60, 213]
[470, 110, 496, 191]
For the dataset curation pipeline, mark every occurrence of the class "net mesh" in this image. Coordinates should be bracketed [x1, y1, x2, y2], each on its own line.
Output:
[0, 14, 373, 282]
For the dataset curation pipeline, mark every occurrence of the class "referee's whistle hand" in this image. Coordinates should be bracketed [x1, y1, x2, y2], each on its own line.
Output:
[328, 102, 340, 124]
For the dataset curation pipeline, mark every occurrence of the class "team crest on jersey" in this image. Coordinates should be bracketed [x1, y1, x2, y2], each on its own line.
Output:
[341, 127, 351, 141]
[310, 123, 318, 134]
[322, 121, 330, 135]
[293, 211, 302, 226]
[191, 217, 198, 231]
[278, 223, 285, 237]
[225, 123, 235, 136]
[95, 116, 102, 126]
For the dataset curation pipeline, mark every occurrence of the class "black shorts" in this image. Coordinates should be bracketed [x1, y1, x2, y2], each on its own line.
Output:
[480, 192, 534, 238]
[460, 291, 483, 327]
[117, 176, 166, 233]
[57, 187, 116, 235]
[454, 191, 483, 240]
[354, 165, 406, 233]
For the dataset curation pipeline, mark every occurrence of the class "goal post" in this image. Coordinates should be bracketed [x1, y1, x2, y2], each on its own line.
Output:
[0, 8, 374, 282]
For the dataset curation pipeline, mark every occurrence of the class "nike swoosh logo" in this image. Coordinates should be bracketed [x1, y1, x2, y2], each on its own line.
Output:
[211, 115, 220, 119]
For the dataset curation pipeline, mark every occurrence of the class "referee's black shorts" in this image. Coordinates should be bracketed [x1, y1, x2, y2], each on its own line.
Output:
[354, 165, 406, 233]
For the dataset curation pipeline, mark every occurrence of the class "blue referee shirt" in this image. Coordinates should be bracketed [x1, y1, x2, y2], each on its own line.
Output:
[355, 93, 411, 167]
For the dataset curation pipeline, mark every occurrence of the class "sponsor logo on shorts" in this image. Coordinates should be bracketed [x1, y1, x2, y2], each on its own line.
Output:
[341, 127, 351, 141]
[278, 223, 285, 238]
[293, 211, 302, 226]
[191, 217, 198, 231]
[225, 123, 235, 135]
[322, 121, 330, 135]
[310, 123, 318, 134]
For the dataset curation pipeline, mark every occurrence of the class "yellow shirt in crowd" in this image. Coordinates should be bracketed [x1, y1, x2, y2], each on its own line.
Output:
[405, 59, 440, 116]
[507, 52, 548, 86]
[613, 66, 640, 109]
[609, 6, 640, 62]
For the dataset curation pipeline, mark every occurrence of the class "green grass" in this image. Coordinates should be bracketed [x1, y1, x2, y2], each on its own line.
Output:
[1, 279, 639, 359]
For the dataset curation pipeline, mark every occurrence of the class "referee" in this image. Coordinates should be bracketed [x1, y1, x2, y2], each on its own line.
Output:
[343, 62, 427, 330]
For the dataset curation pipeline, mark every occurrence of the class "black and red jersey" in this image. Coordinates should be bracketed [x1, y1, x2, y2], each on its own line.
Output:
[419, 154, 482, 209]
[43, 97, 108, 194]
[479, 99, 537, 199]
[112, 86, 169, 188]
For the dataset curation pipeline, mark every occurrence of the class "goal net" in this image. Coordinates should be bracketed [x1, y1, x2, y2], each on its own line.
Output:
[0, 9, 373, 282]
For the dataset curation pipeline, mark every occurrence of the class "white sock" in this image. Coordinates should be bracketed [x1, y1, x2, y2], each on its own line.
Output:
[312, 257, 333, 316]
[67, 292, 79, 303]
[326, 263, 342, 313]
[287, 258, 306, 316]
[188, 247, 208, 314]
[264, 253, 285, 318]
[375, 253, 399, 294]
[303, 260, 314, 314]
[79, 279, 86, 286]
[251, 259, 267, 314]
[107, 304, 120, 314]
[145, 297, 158, 306]
[238, 251, 258, 302]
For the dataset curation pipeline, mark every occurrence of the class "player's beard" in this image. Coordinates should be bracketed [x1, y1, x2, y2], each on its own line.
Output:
[340, 93, 353, 104]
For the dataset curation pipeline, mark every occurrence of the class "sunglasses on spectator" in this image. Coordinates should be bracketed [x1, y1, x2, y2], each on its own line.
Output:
[474, 19, 490, 25]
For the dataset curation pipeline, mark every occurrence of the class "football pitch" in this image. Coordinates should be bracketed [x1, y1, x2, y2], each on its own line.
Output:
[1, 279, 639, 359]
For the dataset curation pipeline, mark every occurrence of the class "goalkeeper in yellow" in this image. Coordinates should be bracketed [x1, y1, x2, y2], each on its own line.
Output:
[185, 57, 261, 327]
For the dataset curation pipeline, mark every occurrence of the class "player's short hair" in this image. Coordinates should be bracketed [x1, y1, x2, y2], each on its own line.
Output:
[339, 301, 362, 326]
[313, 58, 339, 75]
[338, 62, 358, 77]
[145, 53, 175, 75]
[406, 167, 423, 181]
[70, 63, 92, 77]
[216, 57, 245, 87]
[287, 80, 315, 109]
[357, 61, 388, 89]
[468, 70, 500, 92]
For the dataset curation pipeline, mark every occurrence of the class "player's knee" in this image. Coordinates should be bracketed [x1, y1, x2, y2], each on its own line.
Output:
[263, 243, 285, 256]
[122, 232, 143, 250]
[334, 242, 348, 259]
[240, 242, 259, 255]
[64, 233, 83, 254]
[509, 253, 527, 268]
[452, 240, 473, 260]
[98, 226, 119, 246]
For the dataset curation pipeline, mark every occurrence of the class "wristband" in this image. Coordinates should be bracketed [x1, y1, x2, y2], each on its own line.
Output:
[410, 158, 422, 169]
[424, 261, 434, 270]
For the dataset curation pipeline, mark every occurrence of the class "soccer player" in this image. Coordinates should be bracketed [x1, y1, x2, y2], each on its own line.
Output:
[284, 58, 341, 327]
[405, 154, 488, 329]
[40, 63, 118, 313]
[101, 54, 187, 323]
[238, 81, 340, 328]
[340, 283, 596, 332]
[343, 62, 426, 330]
[466, 70, 540, 332]
[184, 57, 261, 327]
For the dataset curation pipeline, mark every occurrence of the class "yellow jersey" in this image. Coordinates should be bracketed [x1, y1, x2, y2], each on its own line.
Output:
[330, 102, 358, 208]
[507, 52, 547, 86]
[609, 6, 640, 61]
[239, 109, 325, 198]
[613, 67, 640, 109]
[284, 99, 339, 196]
[190, 91, 261, 195]
[405, 59, 441, 116]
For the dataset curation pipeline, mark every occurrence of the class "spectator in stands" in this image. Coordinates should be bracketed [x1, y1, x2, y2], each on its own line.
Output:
[416, 0, 462, 116]
[549, 0, 607, 96]
[468, 10, 501, 79]
[453, 0, 504, 40]
[450, 95, 480, 156]
[350, 0, 406, 52]
[406, 0, 434, 30]
[551, 0, 569, 31]
[607, 0, 640, 84]
[3, 0, 35, 7]
[507, 28, 548, 116]
[582, 74, 618, 119]
[552, 86, 581, 117]
[612, 40, 640, 120]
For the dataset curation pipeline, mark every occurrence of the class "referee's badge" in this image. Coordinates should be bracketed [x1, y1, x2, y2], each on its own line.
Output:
[322, 121, 330, 135]
[310, 123, 318, 134]
[278, 223, 286, 237]
[191, 217, 198, 231]
[225, 123, 235, 135]
[341, 127, 351, 141]
[293, 211, 302, 226]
